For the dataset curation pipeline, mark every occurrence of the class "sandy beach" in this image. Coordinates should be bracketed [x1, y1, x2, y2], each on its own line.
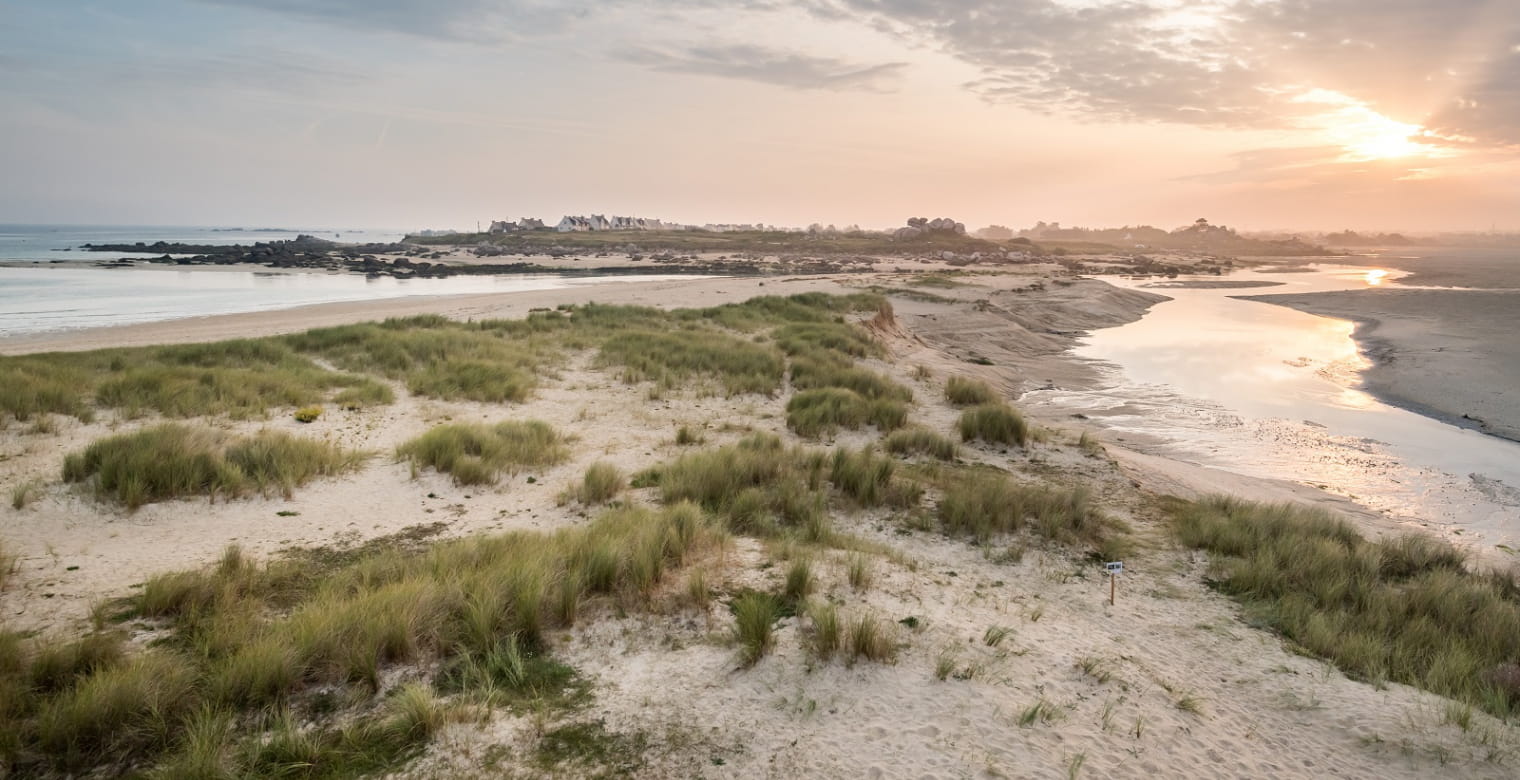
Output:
[1, 266, 1514, 778]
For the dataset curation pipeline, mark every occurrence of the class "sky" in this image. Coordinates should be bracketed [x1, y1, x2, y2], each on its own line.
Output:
[1, 0, 1518, 232]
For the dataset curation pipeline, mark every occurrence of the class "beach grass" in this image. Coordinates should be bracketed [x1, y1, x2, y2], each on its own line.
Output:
[598, 329, 784, 396]
[957, 403, 1028, 447]
[396, 420, 568, 486]
[0, 502, 717, 776]
[944, 376, 998, 406]
[786, 388, 908, 438]
[883, 427, 959, 460]
[61, 424, 365, 509]
[567, 462, 625, 505]
[783, 557, 815, 603]
[936, 470, 1125, 556]
[1173, 495, 1520, 718]
[846, 612, 896, 664]
[789, 352, 911, 402]
[732, 591, 784, 667]
[806, 600, 841, 660]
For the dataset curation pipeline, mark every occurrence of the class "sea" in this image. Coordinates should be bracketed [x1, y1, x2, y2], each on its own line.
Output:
[0, 224, 671, 339]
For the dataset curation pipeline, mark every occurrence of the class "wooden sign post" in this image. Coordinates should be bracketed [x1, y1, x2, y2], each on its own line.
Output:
[1105, 561, 1123, 606]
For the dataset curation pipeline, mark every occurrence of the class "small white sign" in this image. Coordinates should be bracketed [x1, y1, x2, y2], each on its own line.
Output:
[1105, 561, 1124, 574]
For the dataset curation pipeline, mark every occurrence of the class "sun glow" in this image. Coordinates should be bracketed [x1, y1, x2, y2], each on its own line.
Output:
[1364, 269, 1389, 286]
[1294, 89, 1452, 162]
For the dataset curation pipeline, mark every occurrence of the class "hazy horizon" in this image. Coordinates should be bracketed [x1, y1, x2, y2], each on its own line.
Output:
[3, 1, 1518, 233]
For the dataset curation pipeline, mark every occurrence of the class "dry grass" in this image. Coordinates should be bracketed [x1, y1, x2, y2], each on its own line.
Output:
[397, 420, 568, 486]
[957, 403, 1028, 447]
[61, 424, 366, 509]
[944, 376, 998, 406]
[2, 503, 718, 775]
[1175, 495, 1520, 718]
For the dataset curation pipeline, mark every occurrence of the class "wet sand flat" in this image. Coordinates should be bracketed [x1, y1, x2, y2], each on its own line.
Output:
[1242, 287, 1520, 442]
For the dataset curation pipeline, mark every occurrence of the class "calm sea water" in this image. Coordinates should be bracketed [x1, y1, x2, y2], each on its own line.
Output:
[0, 225, 692, 339]
[1025, 264, 1520, 549]
[0, 224, 408, 263]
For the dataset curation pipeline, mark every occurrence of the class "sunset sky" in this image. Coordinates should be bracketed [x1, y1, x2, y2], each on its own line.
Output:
[2, 0, 1518, 232]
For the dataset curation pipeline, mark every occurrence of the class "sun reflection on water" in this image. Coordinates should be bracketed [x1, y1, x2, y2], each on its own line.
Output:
[1365, 269, 1389, 286]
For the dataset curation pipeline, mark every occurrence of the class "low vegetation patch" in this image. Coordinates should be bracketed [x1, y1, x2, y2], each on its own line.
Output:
[786, 388, 908, 438]
[958, 403, 1028, 447]
[1174, 496, 1520, 718]
[945, 376, 998, 406]
[789, 352, 911, 402]
[566, 462, 625, 506]
[937, 471, 1127, 558]
[397, 420, 568, 486]
[61, 424, 366, 509]
[654, 434, 921, 543]
[287, 316, 554, 405]
[732, 591, 785, 667]
[0, 340, 389, 423]
[883, 427, 959, 461]
[10, 479, 44, 511]
[599, 329, 784, 396]
[0, 504, 718, 776]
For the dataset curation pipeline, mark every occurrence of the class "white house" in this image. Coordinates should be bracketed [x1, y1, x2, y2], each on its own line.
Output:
[556, 214, 668, 232]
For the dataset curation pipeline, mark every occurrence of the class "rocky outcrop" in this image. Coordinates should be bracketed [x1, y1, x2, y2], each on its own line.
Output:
[892, 217, 967, 241]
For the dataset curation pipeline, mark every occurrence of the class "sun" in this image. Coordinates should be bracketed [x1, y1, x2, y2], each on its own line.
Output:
[1343, 114, 1425, 161]
[1294, 88, 1450, 162]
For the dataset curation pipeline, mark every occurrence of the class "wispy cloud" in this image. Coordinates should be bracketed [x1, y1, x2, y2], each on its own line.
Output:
[617, 44, 906, 91]
[803, 0, 1520, 146]
[191, 0, 586, 42]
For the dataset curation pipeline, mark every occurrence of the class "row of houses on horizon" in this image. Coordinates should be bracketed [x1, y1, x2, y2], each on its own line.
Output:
[485, 216, 774, 234]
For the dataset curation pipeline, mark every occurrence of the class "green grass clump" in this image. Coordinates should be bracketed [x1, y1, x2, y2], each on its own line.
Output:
[786, 388, 908, 438]
[1, 503, 716, 775]
[294, 405, 323, 423]
[783, 558, 815, 603]
[0, 358, 92, 422]
[732, 591, 784, 667]
[0, 339, 389, 423]
[569, 462, 625, 505]
[598, 329, 784, 396]
[883, 427, 959, 461]
[1175, 496, 1520, 717]
[657, 434, 829, 538]
[789, 352, 911, 402]
[94, 340, 387, 419]
[846, 613, 896, 665]
[957, 403, 1027, 447]
[771, 321, 881, 358]
[945, 376, 998, 406]
[287, 316, 557, 404]
[806, 601, 841, 660]
[397, 420, 568, 486]
[936, 471, 1122, 555]
[34, 652, 198, 771]
[830, 447, 919, 508]
[61, 424, 365, 509]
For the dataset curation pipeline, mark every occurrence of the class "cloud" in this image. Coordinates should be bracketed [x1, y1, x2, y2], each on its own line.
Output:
[191, 0, 585, 42]
[617, 44, 906, 91]
[803, 0, 1520, 145]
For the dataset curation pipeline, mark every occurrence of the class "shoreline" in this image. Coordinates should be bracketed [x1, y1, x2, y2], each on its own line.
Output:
[1240, 288, 1520, 444]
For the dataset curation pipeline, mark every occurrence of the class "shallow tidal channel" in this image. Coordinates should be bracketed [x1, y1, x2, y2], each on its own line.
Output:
[1026, 264, 1520, 552]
